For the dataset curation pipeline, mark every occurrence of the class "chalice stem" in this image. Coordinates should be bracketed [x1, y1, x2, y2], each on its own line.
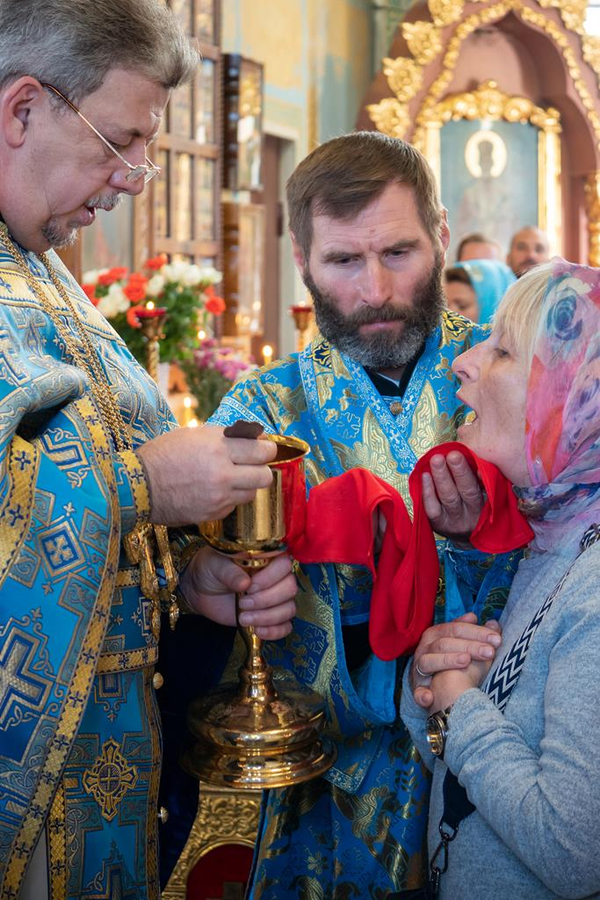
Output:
[236, 593, 279, 706]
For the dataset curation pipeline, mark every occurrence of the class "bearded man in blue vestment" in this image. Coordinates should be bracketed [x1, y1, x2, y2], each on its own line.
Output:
[0, 3, 299, 898]
[209, 132, 519, 898]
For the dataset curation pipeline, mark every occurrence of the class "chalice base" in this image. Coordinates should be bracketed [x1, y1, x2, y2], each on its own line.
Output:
[183, 672, 337, 789]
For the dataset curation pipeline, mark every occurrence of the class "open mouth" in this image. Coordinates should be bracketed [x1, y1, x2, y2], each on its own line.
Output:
[463, 410, 478, 425]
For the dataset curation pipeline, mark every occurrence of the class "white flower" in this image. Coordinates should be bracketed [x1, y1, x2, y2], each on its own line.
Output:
[182, 265, 204, 286]
[97, 283, 129, 318]
[83, 267, 109, 283]
[199, 266, 222, 285]
[146, 274, 166, 297]
[162, 261, 189, 283]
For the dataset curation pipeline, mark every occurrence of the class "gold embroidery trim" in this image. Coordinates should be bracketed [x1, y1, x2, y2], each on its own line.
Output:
[5, 396, 122, 894]
[120, 449, 151, 524]
[96, 645, 158, 674]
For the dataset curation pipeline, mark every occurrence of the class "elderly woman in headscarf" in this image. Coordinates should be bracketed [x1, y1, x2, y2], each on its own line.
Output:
[444, 258, 516, 324]
[401, 259, 600, 899]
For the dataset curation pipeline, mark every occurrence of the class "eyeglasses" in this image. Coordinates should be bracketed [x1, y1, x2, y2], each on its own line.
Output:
[41, 82, 161, 184]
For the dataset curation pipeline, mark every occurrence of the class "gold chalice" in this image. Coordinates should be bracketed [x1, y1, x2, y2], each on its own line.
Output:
[183, 433, 336, 789]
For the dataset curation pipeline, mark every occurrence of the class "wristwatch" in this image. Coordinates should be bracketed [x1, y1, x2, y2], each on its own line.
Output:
[426, 705, 453, 758]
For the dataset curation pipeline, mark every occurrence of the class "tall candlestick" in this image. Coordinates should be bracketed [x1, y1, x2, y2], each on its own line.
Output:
[134, 305, 167, 382]
[289, 305, 314, 353]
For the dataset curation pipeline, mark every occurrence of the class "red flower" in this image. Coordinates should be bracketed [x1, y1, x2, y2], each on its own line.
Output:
[126, 305, 143, 328]
[123, 282, 147, 304]
[98, 266, 128, 285]
[204, 287, 226, 315]
[145, 253, 168, 270]
[127, 272, 148, 286]
[82, 283, 97, 302]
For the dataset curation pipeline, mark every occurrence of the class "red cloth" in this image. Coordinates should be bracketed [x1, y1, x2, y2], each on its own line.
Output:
[286, 442, 533, 661]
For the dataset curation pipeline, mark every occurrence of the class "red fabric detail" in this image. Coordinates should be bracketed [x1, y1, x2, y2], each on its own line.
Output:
[286, 442, 533, 661]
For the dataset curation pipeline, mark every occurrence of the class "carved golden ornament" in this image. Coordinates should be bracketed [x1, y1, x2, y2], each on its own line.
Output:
[366, 97, 411, 139]
[520, 5, 600, 141]
[368, 0, 600, 140]
[582, 34, 600, 81]
[536, 0, 586, 33]
[402, 21, 443, 64]
[407, 1, 600, 147]
[382, 56, 423, 102]
[420, 79, 562, 132]
[584, 172, 600, 267]
[163, 785, 261, 899]
[427, 0, 465, 26]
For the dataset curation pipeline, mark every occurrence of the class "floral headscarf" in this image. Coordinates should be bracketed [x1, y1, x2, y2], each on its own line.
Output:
[454, 259, 516, 324]
[514, 258, 600, 551]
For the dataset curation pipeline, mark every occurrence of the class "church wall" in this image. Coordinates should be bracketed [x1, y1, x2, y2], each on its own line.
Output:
[222, 0, 374, 352]
[222, 0, 372, 154]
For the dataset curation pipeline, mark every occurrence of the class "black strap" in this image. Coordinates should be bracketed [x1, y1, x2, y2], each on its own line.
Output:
[428, 772, 475, 898]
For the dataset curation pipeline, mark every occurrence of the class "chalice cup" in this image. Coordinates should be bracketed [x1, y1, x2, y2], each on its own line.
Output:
[183, 434, 336, 789]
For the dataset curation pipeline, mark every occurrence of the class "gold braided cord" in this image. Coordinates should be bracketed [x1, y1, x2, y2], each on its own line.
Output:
[0, 222, 131, 452]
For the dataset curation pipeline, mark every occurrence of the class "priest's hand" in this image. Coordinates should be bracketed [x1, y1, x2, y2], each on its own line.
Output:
[421, 450, 484, 543]
[411, 613, 502, 709]
[136, 424, 276, 526]
[179, 546, 298, 640]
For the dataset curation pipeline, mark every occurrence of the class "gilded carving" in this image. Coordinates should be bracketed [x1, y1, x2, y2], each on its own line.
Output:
[402, 21, 443, 65]
[582, 34, 600, 81]
[519, 5, 600, 142]
[382, 56, 423, 102]
[584, 172, 600, 267]
[163, 785, 262, 899]
[406, 1, 600, 147]
[536, 0, 586, 33]
[367, 0, 600, 138]
[427, 0, 465, 26]
[416, 79, 561, 132]
[366, 97, 411, 139]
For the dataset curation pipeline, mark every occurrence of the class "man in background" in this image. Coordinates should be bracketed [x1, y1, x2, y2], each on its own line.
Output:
[210, 131, 515, 898]
[506, 225, 550, 276]
[456, 231, 503, 262]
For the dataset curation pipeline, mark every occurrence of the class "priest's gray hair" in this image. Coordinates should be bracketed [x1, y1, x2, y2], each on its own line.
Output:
[0, 0, 199, 101]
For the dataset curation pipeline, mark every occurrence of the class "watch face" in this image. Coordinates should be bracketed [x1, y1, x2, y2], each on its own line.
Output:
[426, 715, 446, 757]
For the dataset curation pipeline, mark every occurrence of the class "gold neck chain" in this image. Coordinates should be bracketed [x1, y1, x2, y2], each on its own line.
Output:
[0, 222, 131, 452]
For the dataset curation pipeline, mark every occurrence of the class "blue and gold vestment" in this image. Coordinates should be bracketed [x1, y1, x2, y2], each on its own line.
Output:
[209, 314, 515, 898]
[0, 239, 198, 900]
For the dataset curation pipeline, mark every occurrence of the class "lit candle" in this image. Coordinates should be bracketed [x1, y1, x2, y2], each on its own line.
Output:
[146, 300, 155, 311]
[187, 418, 199, 428]
[179, 394, 195, 427]
[197, 329, 206, 341]
[262, 344, 273, 366]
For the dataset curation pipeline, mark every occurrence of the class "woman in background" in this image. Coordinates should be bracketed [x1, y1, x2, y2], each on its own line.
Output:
[444, 258, 515, 323]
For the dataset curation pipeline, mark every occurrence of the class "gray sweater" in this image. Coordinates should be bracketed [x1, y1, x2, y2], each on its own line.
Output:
[401, 536, 600, 899]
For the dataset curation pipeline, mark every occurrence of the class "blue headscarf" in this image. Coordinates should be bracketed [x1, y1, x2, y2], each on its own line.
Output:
[454, 259, 516, 324]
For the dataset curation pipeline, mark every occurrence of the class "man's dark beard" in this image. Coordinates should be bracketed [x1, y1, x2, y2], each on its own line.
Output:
[303, 254, 445, 369]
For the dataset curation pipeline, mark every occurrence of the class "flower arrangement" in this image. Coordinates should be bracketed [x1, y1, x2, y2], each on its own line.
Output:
[82, 255, 225, 364]
[181, 338, 257, 422]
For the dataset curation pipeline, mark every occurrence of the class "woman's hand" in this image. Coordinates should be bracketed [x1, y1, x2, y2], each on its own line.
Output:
[422, 450, 484, 542]
[428, 657, 494, 711]
[411, 612, 502, 709]
[179, 547, 298, 639]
